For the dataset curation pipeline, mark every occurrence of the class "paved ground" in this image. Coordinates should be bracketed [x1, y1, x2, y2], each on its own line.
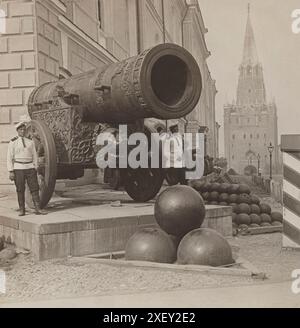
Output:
[2, 281, 299, 308]
[0, 181, 299, 308]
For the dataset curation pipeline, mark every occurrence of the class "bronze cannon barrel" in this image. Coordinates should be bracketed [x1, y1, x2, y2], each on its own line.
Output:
[28, 43, 202, 123]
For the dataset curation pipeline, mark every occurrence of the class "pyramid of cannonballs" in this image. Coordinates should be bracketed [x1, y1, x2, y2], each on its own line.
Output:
[189, 181, 283, 230]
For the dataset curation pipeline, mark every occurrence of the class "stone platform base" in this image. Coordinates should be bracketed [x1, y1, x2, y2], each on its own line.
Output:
[0, 191, 232, 261]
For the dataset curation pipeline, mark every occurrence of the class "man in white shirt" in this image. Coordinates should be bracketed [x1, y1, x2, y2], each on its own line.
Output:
[7, 122, 46, 216]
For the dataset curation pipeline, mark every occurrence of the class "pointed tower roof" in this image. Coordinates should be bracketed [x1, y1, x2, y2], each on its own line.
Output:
[241, 4, 259, 66]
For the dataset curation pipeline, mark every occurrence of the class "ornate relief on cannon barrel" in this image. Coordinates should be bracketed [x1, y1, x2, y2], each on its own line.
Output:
[28, 43, 202, 124]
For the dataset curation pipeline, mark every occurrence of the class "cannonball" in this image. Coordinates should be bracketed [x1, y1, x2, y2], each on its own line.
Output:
[236, 213, 251, 225]
[239, 224, 249, 230]
[177, 228, 234, 267]
[237, 184, 251, 195]
[272, 221, 282, 227]
[260, 203, 272, 215]
[209, 183, 221, 192]
[250, 223, 260, 228]
[238, 193, 252, 204]
[209, 191, 219, 201]
[155, 186, 206, 237]
[219, 202, 228, 206]
[237, 203, 251, 215]
[228, 184, 239, 194]
[125, 228, 177, 263]
[219, 183, 230, 194]
[219, 193, 229, 203]
[261, 222, 272, 227]
[202, 182, 211, 192]
[250, 195, 260, 205]
[260, 213, 272, 223]
[250, 204, 261, 215]
[190, 180, 205, 192]
[271, 212, 283, 223]
[250, 213, 261, 225]
[228, 194, 238, 203]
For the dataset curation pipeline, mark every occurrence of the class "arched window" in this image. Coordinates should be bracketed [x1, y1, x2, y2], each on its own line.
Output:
[232, 134, 235, 140]
[244, 134, 246, 139]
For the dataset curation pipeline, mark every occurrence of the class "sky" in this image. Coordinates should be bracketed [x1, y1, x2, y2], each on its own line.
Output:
[199, 0, 300, 156]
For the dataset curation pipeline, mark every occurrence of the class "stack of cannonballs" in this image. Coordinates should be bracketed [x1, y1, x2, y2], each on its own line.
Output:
[189, 181, 283, 230]
[125, 185, 234, 267]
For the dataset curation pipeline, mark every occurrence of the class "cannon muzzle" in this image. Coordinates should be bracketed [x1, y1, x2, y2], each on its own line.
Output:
[28, 43, 202, 123]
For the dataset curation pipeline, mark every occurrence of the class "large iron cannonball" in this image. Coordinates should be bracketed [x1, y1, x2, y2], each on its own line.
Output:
[271, 212, 283, 223]
[155, 185, 206, 237]
[125, 228, 177, 263]
[177, 228, 234, 267]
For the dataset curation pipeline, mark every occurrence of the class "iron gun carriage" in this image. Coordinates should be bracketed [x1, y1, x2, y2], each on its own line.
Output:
[25, 43, 202, 208]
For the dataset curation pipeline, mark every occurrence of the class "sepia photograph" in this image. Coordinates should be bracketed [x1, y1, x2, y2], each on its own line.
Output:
[0, 0, 299, 311]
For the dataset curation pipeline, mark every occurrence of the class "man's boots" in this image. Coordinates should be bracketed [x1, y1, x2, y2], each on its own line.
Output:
[17, 192, 25, 216]
[32, 192, 47, 215]
[17, 193, 25, 216]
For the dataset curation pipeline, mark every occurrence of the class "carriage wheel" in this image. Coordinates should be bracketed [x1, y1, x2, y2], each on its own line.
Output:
[25, 120, 57, 209]
[123, 168, 164, 202]
[165, 168, 180, 186]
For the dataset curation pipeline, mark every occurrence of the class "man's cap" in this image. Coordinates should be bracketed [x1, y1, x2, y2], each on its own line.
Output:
[15, 122, 26, 131]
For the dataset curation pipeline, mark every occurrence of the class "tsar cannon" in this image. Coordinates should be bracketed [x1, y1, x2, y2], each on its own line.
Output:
[25, 43, 202, 208]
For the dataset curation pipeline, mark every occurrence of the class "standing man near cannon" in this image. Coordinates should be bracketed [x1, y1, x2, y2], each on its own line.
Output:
[7, 122, 47, 216]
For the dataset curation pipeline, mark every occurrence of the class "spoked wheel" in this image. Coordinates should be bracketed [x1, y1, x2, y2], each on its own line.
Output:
[123, 168, 164, 202]
[25, 120, 57, 209]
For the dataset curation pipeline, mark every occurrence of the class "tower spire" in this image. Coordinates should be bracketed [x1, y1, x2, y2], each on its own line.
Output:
[242, 4, 259, 66]
[236, 5, 266, 106]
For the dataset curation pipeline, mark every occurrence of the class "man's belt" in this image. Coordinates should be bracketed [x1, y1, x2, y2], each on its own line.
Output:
[14, 160, 33, 164]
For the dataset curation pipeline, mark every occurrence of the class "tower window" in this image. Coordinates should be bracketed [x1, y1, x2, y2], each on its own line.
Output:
[232, 134, 235, 140]
[257, 134, 259, 139]
[232, 155, 234, 160]
[244, 134, 246, 139]
[250, 134, 253, 139]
